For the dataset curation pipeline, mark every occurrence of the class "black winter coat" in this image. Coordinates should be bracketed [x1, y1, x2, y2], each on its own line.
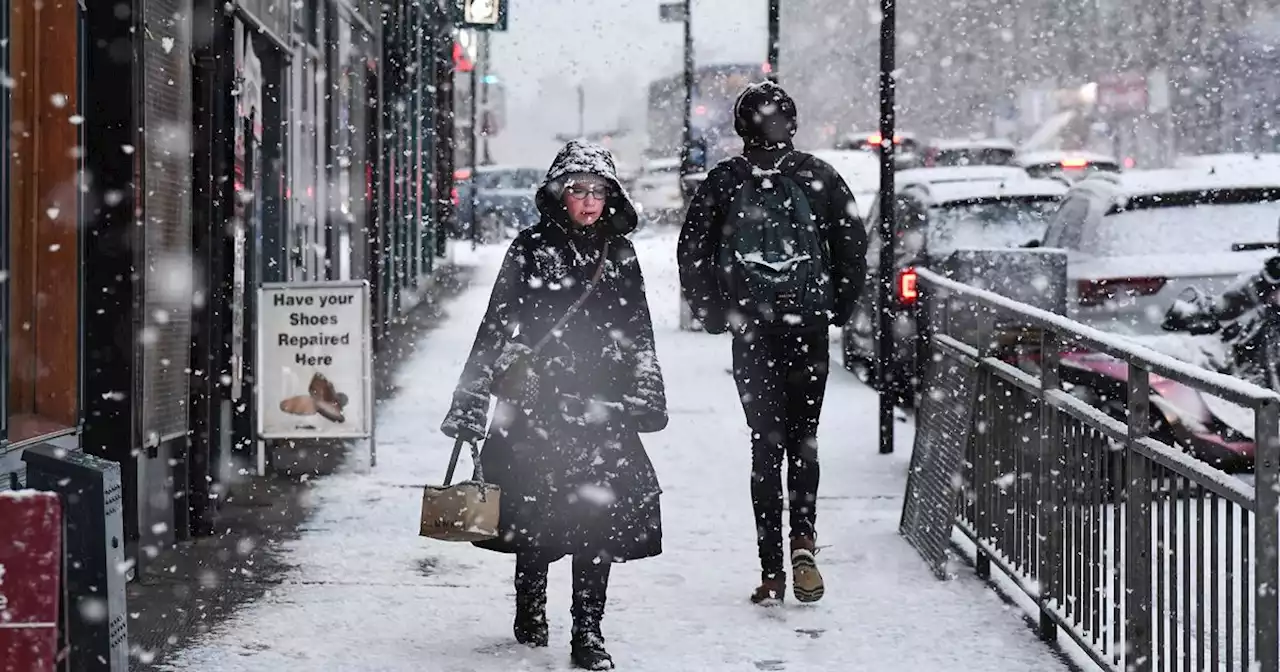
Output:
[677, 148, 869, 335]
[442, 141, 667, 561]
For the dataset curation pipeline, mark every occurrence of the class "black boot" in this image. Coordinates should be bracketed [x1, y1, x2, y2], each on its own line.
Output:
[514, 554, 549, 648]
[570, 554, 614, 670]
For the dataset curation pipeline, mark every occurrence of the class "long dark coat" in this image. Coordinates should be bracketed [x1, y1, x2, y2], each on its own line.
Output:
[442, 141, 667, 561]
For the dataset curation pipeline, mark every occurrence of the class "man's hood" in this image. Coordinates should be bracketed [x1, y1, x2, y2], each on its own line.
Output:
[733, 80, 798, 150]
[536, 140, 638, 236]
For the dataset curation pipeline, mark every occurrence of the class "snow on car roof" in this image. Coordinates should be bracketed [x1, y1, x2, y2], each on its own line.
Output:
[918, 178, 1068, 205]
[896, 165, 1029, 186]
[1016, 150, 1119, 166]
[1108, 168, 1280, 199]
[1174, 153, 1280, 171]
[931, 137, 1017, 151]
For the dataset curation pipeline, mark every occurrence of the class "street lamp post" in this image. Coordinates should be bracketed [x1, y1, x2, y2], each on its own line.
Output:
[680, 0, 694, 206]
[876, 0, 897, 455]
[767, 0, 779, 81]
[468, 30, 480, 250]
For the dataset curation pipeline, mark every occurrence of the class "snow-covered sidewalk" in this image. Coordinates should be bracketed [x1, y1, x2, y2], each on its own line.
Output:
[164, 231, 1067, 671]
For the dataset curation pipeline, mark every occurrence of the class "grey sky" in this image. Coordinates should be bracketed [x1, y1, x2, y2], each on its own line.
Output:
[488, 0, 767, 168]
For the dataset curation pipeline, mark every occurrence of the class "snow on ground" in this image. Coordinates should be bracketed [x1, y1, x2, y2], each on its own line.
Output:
[162, 229, 1067, 671]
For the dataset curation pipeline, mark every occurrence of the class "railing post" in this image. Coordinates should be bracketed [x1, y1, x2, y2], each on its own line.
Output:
[1126, 366, 1153, 672]
[972, 300, 996, 569]
[1036, 329, 1061, 642]
[1255, 398, 1280, 672]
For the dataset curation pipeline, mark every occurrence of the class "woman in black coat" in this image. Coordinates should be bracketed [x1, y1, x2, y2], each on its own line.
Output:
[441, 141, 667, 671]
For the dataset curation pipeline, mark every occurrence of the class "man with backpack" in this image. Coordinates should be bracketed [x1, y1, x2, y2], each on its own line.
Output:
[677, 81, 867, 606]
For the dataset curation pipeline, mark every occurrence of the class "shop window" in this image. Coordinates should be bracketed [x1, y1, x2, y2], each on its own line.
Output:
[8, 0, 81, 442]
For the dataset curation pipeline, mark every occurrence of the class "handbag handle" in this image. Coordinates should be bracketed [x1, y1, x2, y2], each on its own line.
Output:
[443, 437, 484, 486]
[528, 241, 610, 356]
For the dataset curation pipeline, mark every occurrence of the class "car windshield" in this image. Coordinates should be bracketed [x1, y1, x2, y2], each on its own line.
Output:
[933, 148, 1016, 167]
[1025, 162, 1120, 179]
[474, 169, 543, 191]
[1081, 200, 1280, 256]
[918, 197, 1060, 254]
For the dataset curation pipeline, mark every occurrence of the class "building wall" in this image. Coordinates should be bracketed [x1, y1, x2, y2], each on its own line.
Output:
[3, 0, 86, 489]
[5, 0, 452, 568]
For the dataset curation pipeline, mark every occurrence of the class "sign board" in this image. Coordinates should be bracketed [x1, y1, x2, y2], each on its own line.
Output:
[458, 0, 507, 31]
[1098, 72, 1148, 115]
[899, 348, 979, 580]
[660, 2, 687, 22]
[257, 281, 372, 440]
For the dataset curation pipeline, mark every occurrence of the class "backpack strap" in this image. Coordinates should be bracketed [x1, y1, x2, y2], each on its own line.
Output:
[776, 151, 811, 177]
[725, 155, 754, 181]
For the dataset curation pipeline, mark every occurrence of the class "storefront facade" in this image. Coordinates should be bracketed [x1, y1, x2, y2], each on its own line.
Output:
[372, 0, 452, 349]
[0, 0, 198, 573]
[2, 0, 457, 572]
[0, 0, 85, 488]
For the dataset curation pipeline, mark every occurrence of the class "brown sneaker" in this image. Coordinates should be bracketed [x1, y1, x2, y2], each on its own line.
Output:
[791, 537, 825, 603]
[750, 575, 786, 606]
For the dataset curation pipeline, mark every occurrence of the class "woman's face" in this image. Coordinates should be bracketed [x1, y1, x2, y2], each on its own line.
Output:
[562, 176, 609, 228]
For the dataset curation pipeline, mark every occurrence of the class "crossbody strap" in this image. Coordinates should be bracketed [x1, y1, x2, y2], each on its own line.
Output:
[529, 241, 610, 356]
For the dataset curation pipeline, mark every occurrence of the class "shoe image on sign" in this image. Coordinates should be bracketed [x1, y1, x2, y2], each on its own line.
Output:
[279, 372, 350, 423]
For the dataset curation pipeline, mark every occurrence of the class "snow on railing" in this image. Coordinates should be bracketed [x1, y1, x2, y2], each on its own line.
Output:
[915, 266, 1280, 672]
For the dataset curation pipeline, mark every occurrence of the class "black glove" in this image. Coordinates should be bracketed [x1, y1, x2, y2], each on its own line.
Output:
[441, 389, 488, 442]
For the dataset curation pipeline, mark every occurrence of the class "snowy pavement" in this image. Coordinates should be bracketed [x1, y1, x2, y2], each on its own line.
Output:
[162, 231, 1068, 671]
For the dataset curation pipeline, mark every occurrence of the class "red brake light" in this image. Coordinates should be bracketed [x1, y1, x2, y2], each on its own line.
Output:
[867, 133, 903, 147]
[1077, 277, 1167, 306]
[898, 268, 919, 304]
[1061, 157, 1090, 169]
[454, 168, 472, 180]
[451, 187, 459, 206]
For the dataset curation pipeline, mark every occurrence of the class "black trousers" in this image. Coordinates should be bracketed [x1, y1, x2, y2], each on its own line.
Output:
[732, 328, 828, 578]
[515, 551, 612, 634]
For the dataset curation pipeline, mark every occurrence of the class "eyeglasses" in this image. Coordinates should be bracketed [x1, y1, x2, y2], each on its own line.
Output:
[566, 185, 609, 202]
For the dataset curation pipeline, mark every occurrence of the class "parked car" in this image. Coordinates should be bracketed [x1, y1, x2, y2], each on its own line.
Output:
[1016, 150, 1122, 183]
[1020, 169, 1280, 472]
[1039, 169, 1280, 335]
[922, 137, 1018, 168]
[634, 158, 684, 227]
[808, 149, 880, 219]
[463, 165, 543, 242]
[843, 176, 1068, 401]
[836, 130, 927, 169]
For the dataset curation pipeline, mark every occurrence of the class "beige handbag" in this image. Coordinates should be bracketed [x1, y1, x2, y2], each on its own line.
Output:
[419, 438, 502, 541]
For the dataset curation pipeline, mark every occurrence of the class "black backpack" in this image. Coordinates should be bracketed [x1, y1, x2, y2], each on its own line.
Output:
[718, 152, 832, 323]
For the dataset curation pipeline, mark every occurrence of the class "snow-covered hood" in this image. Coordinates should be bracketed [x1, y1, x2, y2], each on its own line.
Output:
[536, 140, 639, 236]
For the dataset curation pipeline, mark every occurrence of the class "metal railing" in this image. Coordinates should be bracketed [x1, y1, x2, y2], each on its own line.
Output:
[916, 267, 1280, 672]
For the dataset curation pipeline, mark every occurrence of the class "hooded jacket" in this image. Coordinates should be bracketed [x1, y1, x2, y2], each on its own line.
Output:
[444, 140, 667, 438]
[440, 141, 667, 559]
[677, 81, 868, 334]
